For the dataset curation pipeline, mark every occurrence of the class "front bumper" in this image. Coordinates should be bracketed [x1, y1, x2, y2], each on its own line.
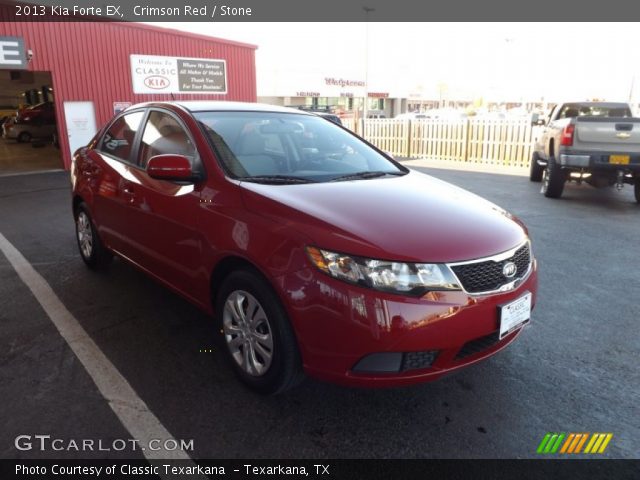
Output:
[4, 129, 17, 139]
[559, 151, 640, 172]
[277, 258, 538, 387]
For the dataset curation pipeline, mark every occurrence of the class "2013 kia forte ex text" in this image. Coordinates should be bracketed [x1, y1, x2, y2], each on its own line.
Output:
[70, 101, 538, 394]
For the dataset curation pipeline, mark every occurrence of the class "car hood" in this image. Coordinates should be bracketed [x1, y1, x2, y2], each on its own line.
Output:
[239, 170, 527, 263]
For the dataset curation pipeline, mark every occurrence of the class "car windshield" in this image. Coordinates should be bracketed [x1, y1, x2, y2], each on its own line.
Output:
[193, 111, 406, 183]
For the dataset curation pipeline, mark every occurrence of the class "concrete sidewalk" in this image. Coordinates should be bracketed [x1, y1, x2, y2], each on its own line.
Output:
[399, 157, 528, 177]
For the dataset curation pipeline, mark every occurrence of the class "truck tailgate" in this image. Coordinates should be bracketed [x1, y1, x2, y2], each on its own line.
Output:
[574, 117, 640, 153]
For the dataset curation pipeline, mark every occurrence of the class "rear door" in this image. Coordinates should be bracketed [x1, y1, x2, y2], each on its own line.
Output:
[89, 109, 146, 256]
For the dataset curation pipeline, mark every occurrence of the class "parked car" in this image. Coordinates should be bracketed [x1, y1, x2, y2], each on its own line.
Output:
[366, 110, 386, 119]
[394, 112, 431, 120]
[71, 101, 538, 394]
[17, 101, 56, 124]
[4, 117, 57, 143]
[1, 115, 15, 139]
[530, 102, 640, 202]
[313, 112, 342, 126]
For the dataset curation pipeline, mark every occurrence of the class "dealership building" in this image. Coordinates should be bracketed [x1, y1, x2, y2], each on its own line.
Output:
[0, 18, 256, 173]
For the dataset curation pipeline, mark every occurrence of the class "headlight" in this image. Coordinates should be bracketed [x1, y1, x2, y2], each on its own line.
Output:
[306, 246, 461, 296]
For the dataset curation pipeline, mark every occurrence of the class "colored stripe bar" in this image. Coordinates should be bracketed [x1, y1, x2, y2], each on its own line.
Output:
[544, 434, 559, 453]
[590, 434, 606, 453]
[574, 433, 589, 453]
[567, 434, 583, 453]
[584, 433, 598, 453]
[560, 434, 575, 454]
[537, 433, 552, 454]
[598, 434, 613, 453]
[550, 433, 565, 453]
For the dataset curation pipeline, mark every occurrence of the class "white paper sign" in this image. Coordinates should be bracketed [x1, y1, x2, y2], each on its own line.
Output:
[130, 54, 227, 95]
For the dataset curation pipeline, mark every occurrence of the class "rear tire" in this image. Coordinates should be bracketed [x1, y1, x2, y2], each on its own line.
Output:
[635, 180, 640, 204]
[541, 159, 566, 198]
[529, 152, 544, 182]
[74, 203, 112, 270]
[216, 269, 304, 394]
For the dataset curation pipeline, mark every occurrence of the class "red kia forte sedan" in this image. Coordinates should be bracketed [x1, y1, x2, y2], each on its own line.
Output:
[71, 102, 538, 393]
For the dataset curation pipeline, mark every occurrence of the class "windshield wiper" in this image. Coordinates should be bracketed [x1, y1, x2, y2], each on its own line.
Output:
[239, 175, 315, 184]
[330, 171, 405, 182]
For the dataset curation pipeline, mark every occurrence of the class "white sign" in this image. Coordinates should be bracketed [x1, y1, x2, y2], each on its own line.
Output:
[0, 36, 27, 69]
[130, 54, 227, 95]
[113, 101, 132, 114]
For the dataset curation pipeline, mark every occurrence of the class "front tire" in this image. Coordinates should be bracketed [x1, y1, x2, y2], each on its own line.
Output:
[541, 159, 566, 198]
[74, 203, 112, 270]
[17, 132, 31, 143]
[635, 180, 640, 204]
[529, 151, 544, 182]
[216, 269, 303, 394]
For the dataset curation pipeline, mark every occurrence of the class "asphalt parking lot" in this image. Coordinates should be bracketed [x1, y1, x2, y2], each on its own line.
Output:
[1, 167, 638, 460]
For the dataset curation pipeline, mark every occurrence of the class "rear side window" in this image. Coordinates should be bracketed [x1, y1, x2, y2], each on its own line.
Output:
[100, 111, 144, 162]
[138, 111, 196, 168]
[558, 104, 632, 119]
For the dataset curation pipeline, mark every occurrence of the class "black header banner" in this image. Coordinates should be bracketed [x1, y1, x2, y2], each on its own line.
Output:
[3, 0, 640, 21]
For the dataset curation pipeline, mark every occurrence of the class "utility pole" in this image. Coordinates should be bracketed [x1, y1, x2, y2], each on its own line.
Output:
[363, 6, 375, 122]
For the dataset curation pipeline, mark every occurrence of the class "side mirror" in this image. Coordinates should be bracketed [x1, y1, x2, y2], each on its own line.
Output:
[146, 154, 200, 183]
[531, 114, 546, 127]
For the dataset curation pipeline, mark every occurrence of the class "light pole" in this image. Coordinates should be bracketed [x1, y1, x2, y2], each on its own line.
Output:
[363, 6, 375, 122]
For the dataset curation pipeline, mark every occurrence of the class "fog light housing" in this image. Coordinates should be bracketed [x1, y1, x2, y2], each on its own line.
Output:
[352, 352, 403, 373]
[352, 350, 439, 373]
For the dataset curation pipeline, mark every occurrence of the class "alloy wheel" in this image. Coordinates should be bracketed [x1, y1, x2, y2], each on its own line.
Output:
[222, 290, 274, 376]
[76, 211, 93, 259]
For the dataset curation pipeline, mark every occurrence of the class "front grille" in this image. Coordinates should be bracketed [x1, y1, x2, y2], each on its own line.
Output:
[455, 331, 501, 360]
[450, 243, 531, 294]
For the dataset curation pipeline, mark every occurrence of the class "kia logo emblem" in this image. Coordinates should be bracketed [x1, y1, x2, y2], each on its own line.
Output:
[144, 75, 170, 90]
[502, 262, 517, 278]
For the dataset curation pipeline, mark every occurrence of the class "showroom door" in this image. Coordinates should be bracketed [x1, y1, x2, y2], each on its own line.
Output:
[63, 101, 97, 158]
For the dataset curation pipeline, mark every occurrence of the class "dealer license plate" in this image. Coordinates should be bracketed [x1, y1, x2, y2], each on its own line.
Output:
[609, 155, 630, 165]
[499, 292, 531, 339]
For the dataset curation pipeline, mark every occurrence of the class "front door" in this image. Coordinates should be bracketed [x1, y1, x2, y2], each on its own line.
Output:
[123, 109, 205, 302]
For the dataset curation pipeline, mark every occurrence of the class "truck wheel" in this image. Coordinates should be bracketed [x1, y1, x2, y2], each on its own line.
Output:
[541, 159, 565, 198]
[529, 152, 544, 182]
[635, 180, 640, 204]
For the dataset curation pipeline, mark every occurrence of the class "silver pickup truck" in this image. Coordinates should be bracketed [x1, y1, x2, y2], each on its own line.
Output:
[529, 102, 640, 202]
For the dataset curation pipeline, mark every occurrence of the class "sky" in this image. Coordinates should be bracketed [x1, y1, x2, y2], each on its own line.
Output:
[151, 22, 640, 103]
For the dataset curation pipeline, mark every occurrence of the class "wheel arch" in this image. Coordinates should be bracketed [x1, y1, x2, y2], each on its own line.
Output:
[72, 194, 85, 214]
[210, 255, 281, 313]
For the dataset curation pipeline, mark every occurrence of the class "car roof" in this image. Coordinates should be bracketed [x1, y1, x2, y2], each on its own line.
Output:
[130, 101, 313, 116]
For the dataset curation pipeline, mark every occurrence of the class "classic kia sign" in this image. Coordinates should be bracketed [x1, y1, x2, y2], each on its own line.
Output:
[0, 36, 27, 69]
[130, 54, 227, 94]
